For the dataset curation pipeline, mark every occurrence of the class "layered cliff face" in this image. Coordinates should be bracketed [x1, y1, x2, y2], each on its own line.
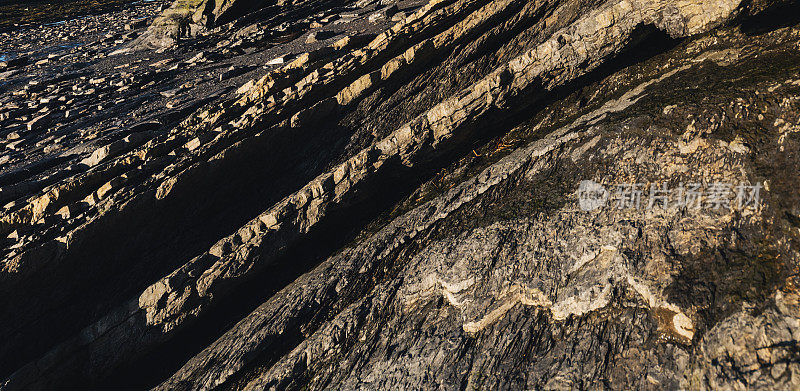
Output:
[2, 0, 800, 389]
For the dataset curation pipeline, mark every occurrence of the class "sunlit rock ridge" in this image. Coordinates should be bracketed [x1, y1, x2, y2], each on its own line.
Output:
[1, 0, 800, 389]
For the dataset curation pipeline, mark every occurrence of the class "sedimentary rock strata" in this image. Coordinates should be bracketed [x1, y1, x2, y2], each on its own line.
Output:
[2, 0, 800, 389]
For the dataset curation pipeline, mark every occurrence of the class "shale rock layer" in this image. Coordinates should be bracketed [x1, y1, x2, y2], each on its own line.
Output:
[2, 0, 800, 390]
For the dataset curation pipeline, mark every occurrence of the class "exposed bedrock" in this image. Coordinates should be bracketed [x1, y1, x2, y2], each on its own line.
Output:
[2, 0, 800, 389]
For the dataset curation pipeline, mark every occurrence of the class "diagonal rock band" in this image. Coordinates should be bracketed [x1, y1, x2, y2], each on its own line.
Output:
[1, 0, 800, 390]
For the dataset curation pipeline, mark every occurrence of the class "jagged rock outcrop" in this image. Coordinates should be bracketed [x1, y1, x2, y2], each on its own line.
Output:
[2, 0, 800, 389]
[133, 0, 315, 48]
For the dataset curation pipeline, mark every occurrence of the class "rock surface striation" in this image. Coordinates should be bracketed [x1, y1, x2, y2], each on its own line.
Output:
[2, 0, 800, 389]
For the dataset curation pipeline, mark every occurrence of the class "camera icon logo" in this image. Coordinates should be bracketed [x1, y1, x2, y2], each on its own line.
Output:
[578, 180, 608, 211]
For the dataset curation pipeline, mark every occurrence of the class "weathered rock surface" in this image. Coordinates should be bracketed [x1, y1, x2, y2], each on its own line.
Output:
[2, 0, 800, 389]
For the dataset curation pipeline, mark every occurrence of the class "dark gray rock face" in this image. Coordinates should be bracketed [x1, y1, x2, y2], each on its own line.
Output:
[2, 0, 800, 390]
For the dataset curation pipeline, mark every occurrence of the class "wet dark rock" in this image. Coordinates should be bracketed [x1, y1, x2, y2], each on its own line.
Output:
[125, 18, 149, 31]
[25, 115, 49, 131]
[305, 30, 337, 43]
[0, 57, 28, 70]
